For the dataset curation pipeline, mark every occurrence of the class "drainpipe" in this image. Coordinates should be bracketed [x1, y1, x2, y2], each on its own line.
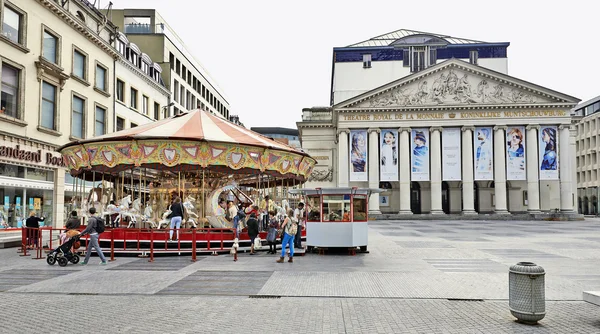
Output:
[113, 57, 117, 133]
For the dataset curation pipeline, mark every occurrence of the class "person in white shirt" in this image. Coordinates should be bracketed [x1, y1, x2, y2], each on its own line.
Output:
[293, 202, 305, 249]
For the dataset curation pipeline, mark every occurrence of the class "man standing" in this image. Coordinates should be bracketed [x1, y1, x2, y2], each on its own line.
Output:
[79, 207, 107, 265]
[293, 202, 305, 249]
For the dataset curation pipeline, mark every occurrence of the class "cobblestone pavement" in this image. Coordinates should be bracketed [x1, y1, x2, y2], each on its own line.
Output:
[2, 219, 600, 333]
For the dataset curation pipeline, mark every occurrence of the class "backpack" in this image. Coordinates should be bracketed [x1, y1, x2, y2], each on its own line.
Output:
[92, 216, 106, 234]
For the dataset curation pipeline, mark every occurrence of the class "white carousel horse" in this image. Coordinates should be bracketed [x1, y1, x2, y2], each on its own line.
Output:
[114, 195, 138, 228]
[182, 196, 199, 228]
[156, 210, 171, 229]
[142, 204, 153, 227]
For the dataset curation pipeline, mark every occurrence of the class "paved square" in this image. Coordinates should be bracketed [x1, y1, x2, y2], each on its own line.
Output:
[2, 218, 600, 333]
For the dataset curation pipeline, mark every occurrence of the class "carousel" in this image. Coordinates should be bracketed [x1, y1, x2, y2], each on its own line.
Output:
[58, 109, 316, 251]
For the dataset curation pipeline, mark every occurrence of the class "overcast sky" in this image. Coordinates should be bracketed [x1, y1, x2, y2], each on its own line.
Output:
[111, 0, 598, 129]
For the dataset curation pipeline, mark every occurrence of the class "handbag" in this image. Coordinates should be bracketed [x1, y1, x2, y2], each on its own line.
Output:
[267, 228, 277, 243]
[253, 237, 262, 250]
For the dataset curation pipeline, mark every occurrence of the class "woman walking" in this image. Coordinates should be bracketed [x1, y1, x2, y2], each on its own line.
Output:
[266, 211, 279, 254]
[168, 196, 184, 242]
[276, 209, 297, 263]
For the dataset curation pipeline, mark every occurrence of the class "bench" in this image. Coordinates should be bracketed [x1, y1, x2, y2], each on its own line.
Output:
[583, 291, 600, 306]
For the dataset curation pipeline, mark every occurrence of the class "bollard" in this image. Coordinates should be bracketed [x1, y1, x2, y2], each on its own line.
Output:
[110, 229, 115, 262]
[191, 228, 197, 262]
[149, 228, 154, 262]
[509, 262, 546, 324]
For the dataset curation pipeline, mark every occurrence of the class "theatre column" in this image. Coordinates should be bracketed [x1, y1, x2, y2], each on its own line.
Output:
[526, 125, 540, 213]
[398, 127, 412, 214]
[493, 126, 509, 214]
[337, 129, 349, 187]
[368, 128, 381, 214]
[461, 127, 477, 215]
[559, 124, 574, 212]
[430, 127, 444, 214]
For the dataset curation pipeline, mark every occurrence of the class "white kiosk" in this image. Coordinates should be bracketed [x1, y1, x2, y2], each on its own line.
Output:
[289, 187, 382, 253]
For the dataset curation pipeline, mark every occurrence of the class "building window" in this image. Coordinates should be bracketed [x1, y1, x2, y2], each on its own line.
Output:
[362, 54, 371, 68]
[95, 105, 106, 135]
[130, 122, 138, 128]
[142, 95, 148, 114]
[429, 48, 437, 65]
[42, 30, 58, 64]
[411, 46, 426, 73]
[141, 61, 149, 74]
[180, 87, 185, 107]
[130, 51, 138, 67]
[154, 102, 160, 120]
[71, 95, 85, 138]
[0, 62, 21, 118]
[116, 40, 126, 56]
[41, 81, 57, 130]
[116, 79, 124, 102]
[186, 91, 191, 109]
[95, 64, 107, 92]
[116, 116, 124, 131]
[169, 52, 174, 71]
[2, 5, 24, 45]
[182, 65, 186, 80]
[175, 59, 180, 75]
[73, 49, 87, 80]
[470, 50, 478, 65]
[187, 70, 191, 85]
[130, 87, 138, 109]
[173, 80, 179, 103]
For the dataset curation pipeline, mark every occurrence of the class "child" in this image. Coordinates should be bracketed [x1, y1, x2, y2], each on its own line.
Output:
[266, 211, 279, 254]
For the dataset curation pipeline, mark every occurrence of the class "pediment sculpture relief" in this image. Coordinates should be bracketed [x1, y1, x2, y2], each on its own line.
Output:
[361, 69, 549, 108]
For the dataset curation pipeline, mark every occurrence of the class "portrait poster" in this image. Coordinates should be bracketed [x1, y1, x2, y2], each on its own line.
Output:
[442, 128, 462, 181]
[474, 127, 494, 180]
[349, 130, 368, 182]
[380, 129, 398, 181]
[506, 126, 526, 180]
[539, 126, 558, 180]
[379, 195, 390, 207]
[411, 128, 430, 181]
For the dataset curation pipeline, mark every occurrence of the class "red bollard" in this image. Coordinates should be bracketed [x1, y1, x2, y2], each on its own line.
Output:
[149, 228, 154, 262]
[191, 228, 197, 262]
[110, 229, 115, 262]
[35, 228, 43, 260]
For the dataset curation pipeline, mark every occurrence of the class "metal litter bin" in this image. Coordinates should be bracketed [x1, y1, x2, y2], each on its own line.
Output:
[509, 262, 545, 324]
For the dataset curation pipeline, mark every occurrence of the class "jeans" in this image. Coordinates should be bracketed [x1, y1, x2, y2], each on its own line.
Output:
[233, 216, 239, 238]
[84, 234, 107, 263]
[294, 224, 302, 248]
[169, 216, 182, 240]
[280, 232, 294, 258]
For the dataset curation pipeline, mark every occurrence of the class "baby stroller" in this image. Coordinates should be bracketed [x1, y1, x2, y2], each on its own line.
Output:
[47, 234, 81, 267]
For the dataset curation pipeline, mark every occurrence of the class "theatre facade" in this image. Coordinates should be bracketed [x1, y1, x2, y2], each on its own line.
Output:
[298, 59, 580, 216]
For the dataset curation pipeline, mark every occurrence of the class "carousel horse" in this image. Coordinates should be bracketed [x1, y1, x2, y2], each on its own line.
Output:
[182, 195, 199, 228]
[156, 210, 172, 229]
[143, 204, 153, 227]
[86, 185, 109, 210]
[114, 195, 137, 228]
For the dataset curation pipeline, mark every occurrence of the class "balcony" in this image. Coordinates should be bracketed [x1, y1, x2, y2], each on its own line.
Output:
[124, 23, 165, 34]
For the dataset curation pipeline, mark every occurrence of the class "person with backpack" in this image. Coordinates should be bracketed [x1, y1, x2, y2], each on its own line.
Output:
[276, 208, 297, 263]
[79, 207, 107, 265]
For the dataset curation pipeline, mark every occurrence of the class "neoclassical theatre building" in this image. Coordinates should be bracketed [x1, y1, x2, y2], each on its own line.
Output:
[298, 30, 580, 216]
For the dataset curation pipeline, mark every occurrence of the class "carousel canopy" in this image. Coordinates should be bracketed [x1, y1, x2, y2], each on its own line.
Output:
[58, 109, 316, 181]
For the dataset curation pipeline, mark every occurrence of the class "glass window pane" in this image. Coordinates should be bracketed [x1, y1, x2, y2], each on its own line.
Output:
[43, 31, 57, 63]
[72, 96, 84, 137]
[95, 106, 105, 135]
[41, 82, 55, 129]
[116, 80, 124, 101]
[96, 66, 106, 90]
[1, 64, 19, 118]
[2, 7, 21, 43]
[73, 50, 85, 78]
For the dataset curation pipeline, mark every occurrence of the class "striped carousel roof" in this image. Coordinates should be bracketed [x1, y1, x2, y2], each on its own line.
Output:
[60, 109, 306, 155]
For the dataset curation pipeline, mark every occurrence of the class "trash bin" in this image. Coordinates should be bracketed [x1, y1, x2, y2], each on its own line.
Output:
[509, 262, 545, 324]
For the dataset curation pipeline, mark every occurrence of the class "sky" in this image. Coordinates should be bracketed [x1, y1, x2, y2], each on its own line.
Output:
[110, 0, 599, 129]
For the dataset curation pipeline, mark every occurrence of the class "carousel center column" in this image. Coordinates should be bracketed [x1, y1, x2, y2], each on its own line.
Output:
[337, 129, 349, 187]
[398, 127, 412, 214]
[493, 126, 509, 214]
[559, 124, 574, 212]
[430, 127, 444, 214]
[461, 126, 477, 215]
[525, 125, 540, 213]
[368, 128, 381, 214]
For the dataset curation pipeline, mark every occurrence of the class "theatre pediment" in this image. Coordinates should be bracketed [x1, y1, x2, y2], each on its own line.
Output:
[338, 59, 578, 109]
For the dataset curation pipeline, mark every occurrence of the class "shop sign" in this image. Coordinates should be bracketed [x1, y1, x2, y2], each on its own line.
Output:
[0, 145, 65, 167]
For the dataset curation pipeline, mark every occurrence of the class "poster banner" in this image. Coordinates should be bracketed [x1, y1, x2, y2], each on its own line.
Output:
[380, 129, 398, 181]
[411, 128, 430, 181]
[539, 126, 558, 180]
[474, 127, 494, 180]
[442, 128, 462, 181]
[506, 126, 526, 180]
[350, 130, 368, 182]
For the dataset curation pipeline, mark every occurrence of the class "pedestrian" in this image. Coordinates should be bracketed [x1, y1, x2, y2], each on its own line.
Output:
[246, 212, 259, 255]
[168, 196, 184, 242]
[25, 211, 44, 249]
[226, 200, 239, 237]
[106, 200, 119, 228]
[276, 209, 297, 263]
[260, 195, 274, 231]
[79, 207, 107, 265]
[293, 202, 305, 249]
[266, 210, 279, 254]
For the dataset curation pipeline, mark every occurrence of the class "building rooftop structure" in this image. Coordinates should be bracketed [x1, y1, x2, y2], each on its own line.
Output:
[344, 28, 502, 48]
